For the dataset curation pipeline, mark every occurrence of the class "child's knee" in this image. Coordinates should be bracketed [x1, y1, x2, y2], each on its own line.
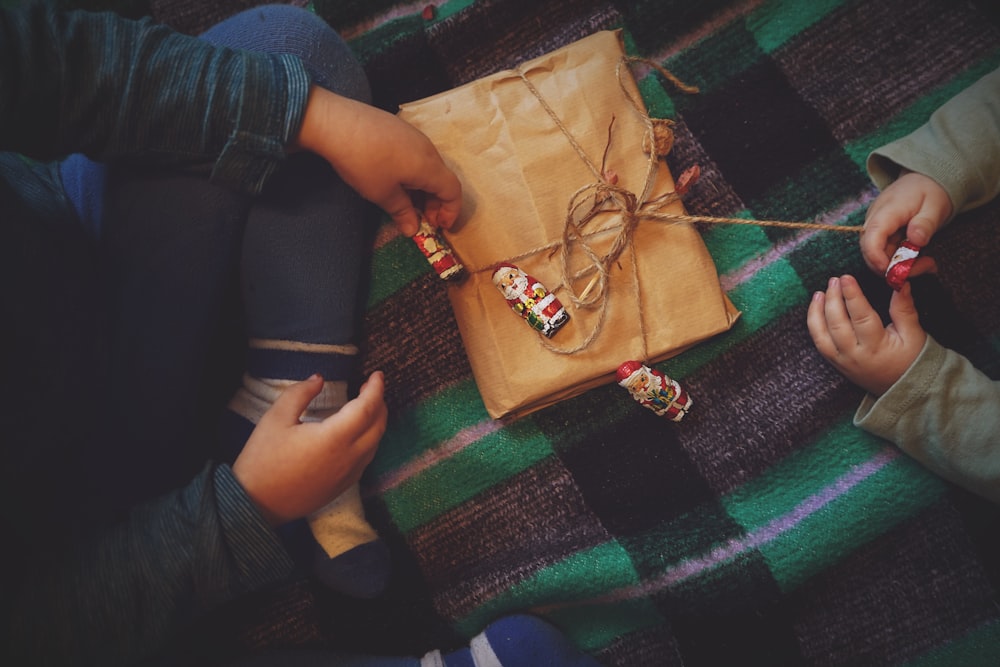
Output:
[200, 5, 371, 104]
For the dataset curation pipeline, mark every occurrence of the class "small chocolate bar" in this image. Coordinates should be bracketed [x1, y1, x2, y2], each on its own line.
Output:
[491, 262, 569, 338]
[885, 239, 920, 291]
[412, 217, 465, 281]
[616, 360, 692, 422]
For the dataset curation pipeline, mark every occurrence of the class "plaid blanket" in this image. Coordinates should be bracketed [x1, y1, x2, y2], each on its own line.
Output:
[104, 0, 1000, 663]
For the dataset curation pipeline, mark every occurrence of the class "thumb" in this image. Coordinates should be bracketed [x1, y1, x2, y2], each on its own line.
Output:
[888, 282, 921, 337]
[906, 214, 938, 247]
[266, 374, 324, 424]
[906, 193, 949, 247]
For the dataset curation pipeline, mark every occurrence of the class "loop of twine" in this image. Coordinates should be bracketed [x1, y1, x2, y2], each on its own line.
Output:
[470, 55, 864, 357]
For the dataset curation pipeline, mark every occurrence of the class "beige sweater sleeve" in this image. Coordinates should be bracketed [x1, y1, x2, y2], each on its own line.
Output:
[854, 336, 1000, 503]
[867, 66, 1000, 220]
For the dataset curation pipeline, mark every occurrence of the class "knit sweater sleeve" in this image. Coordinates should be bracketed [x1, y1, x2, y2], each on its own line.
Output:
[4, 463, 294, 666]
[854, 336, 1000, 504]
[0, 4, 311, 194]
[866, 66, 1000, 220]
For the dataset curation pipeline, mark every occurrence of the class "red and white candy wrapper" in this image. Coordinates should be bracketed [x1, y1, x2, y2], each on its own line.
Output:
[885, 240, 920, 291]
[616, 360, 692, 422]
[413, 217, 465, 281]
[491, 262, 570, 338]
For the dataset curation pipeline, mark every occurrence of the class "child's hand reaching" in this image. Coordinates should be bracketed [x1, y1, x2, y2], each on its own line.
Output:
[294, 85, 462, 237]
[807, 275, 927, 396]
[861, 170, 952, 274]
[232, 372, 388, 527]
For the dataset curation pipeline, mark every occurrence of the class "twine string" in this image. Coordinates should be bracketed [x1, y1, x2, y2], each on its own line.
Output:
[471, 56, 863, 357]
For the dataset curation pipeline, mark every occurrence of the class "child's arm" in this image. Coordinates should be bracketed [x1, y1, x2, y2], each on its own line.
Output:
[6, 469, 295, 666]
[5, 375, 387, 665]
[852, 336, 1000, 504]
[293, 85, 462, 237]
[808, 275, 1000, 504]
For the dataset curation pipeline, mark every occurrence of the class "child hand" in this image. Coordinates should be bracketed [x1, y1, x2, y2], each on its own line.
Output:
[294, 85, 462, 237]
[806, 275, 927, 396]
[232, 372, 388, 527]
[861, 170, 952, 274]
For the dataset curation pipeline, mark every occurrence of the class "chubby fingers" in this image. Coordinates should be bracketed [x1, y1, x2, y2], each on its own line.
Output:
[837, 275, 884, 345]
[383, 190, 424, 237]
[423, 185, 463, 230]
[807, 275, 880, 356]
[887, 281, 924, 340]
[813, 276, 855, 353]
[861, 172, 952, 274]
[265, 373, 326, 425]
[861, 202, 903, 274]
[318, 371, 388, 459]
[384, 170, 462, 237]
[807, 281, 838, 360]
[404, 174, 463, 236]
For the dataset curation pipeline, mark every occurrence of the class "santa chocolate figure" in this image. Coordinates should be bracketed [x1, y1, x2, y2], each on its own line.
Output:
[616, 360, 692, 422]
[412, 217, 465, 281]
[884, 239, 920, 291]
[491, 262, 569, 338]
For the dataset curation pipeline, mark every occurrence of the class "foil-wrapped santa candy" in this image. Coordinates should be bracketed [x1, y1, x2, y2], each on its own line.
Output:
[885, 239, 920, 291]
[616, 360, 692, 422]
[412, 217, 465, 281]
[491, 262, 569, 338]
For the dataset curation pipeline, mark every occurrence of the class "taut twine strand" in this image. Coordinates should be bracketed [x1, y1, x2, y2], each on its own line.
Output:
[473, 56, 864, 357]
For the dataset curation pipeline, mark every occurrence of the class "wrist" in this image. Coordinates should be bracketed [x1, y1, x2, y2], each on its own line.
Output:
[293, 86, 339, 154]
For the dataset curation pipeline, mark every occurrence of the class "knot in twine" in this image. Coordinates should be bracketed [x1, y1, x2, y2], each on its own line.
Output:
[500, 55, 863, 356]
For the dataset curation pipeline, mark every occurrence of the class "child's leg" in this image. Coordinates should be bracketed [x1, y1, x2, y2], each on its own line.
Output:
[95, 165, 250, 515]
[202, 5, 388, 598]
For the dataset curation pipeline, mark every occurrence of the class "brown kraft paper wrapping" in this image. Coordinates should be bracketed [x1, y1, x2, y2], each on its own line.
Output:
[398, 30, 740, 419]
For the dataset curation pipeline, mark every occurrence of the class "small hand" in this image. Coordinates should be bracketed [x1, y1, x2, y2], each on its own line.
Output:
[806, 275, 926, 396]
[861, 170, 951, 274]
[294, 86, 462, 236]
[232, 372, 388, 526]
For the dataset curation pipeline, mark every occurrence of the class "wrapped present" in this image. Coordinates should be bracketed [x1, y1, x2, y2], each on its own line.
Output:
[398, 30, 740, 419]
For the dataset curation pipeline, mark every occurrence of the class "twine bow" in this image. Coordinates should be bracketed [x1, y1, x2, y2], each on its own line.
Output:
[474, 55, 863, 357]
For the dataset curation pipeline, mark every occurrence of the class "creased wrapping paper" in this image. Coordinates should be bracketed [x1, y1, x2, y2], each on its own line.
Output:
[399, 30, 739, 419]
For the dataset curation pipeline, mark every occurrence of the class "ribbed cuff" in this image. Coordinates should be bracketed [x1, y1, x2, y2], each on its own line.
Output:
[212, 53, 311, 194]
[213, 464, 295, 593]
